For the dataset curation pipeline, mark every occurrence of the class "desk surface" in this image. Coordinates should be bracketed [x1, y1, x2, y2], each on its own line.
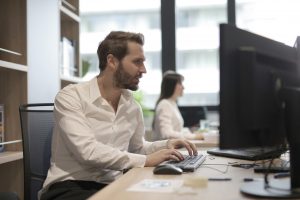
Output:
[89, 150, 284, 200]
[189, 139, 218, 148]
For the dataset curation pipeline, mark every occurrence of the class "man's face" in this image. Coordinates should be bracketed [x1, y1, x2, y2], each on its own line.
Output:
[114, 42, 146, 91]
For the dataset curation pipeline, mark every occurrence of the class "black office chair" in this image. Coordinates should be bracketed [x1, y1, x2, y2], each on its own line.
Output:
[178, 106, 207, 127]
[19, 103, 54, 200]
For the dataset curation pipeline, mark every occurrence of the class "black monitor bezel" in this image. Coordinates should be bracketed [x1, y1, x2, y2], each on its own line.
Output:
[219, 23, 299, 149]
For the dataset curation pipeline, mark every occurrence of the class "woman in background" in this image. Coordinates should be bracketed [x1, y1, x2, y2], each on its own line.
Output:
[152, 70, 203, 141]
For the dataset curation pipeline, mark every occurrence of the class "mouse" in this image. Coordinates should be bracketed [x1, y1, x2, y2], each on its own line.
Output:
[153, 164, 183, 175]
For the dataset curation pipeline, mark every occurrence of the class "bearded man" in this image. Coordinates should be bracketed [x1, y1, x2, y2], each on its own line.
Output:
[40, 31, 197, 200]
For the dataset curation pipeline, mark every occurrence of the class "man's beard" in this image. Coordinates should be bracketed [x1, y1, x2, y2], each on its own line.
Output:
[114, 62, 139, 91]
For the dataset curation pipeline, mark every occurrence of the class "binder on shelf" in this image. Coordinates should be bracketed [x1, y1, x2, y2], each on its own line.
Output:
[0, 104, 4, 152]
[60, 37, 77, 77]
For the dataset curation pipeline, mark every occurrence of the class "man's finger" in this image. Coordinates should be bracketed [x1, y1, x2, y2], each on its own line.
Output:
[183, 140, 198, 156]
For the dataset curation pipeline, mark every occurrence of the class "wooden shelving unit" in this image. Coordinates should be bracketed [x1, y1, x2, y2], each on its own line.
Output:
[0, 151, 23, 165]
[59, 0, 82, 87]
[0, 0, 27, 198]
[61, 75, 83, 88]
[0, 1, 82, 198]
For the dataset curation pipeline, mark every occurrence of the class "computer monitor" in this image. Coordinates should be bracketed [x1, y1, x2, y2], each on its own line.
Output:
[219, 23, 300, 198]
[178, 106, 207, 128]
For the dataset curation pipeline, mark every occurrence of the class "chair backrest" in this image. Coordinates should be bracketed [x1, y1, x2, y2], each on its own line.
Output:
[178, 106, 207, 127]
[19, 103, 54, 200]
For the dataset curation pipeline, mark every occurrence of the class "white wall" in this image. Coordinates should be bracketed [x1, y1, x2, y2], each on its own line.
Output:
[27, 0, 60, 103]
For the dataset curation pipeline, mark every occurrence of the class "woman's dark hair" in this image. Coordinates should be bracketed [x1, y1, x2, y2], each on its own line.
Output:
[97, 31, 144, 71]
[155, 70, 184, 107]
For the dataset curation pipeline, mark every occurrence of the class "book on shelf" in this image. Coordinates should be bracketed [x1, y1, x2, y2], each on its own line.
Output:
[60, 37, 77, 77]
[0, 104, 4, 152]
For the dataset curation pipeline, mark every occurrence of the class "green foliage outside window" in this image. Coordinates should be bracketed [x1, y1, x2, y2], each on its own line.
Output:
[133, 90, 154, 117]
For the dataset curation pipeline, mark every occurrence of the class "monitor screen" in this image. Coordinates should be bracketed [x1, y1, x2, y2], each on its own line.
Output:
[218, 23, 300, 198]
[219, 23, 300, 150]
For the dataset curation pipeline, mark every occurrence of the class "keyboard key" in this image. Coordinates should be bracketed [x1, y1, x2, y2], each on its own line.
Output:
[165, 154, 206, 172]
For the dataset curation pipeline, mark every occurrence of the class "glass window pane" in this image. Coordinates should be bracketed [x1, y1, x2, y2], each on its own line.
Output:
[80, 0, 161, 108]
[175, 0, 227, 106]
[236, 0, 300, 47]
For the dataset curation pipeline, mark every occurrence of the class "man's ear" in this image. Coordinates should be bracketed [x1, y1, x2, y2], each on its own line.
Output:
[107, 54, 119, 71]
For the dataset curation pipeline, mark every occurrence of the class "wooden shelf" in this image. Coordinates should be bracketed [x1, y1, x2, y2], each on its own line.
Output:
[0, 151, 23, 165]
[60, 5, 80, 22]
[0, 0, 27, 198]
[60, 0, 81, 87]
[0, 60, 27, 72]
[0, 139, 22, 146]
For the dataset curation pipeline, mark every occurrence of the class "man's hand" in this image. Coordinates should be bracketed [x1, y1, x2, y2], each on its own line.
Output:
[167, 139, 198, 156]
[145, 149, 184, 167]
[144, 139, 198, 167]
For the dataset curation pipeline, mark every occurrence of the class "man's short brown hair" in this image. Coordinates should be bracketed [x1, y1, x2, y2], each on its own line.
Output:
[97, 31, 144, 71]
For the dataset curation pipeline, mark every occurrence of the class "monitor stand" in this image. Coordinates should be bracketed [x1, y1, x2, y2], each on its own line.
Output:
[240, 179, 300, 198]
[240, 87, 300, 198]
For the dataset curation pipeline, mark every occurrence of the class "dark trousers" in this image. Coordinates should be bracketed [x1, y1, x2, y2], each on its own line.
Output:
[40, 180, 107, 200]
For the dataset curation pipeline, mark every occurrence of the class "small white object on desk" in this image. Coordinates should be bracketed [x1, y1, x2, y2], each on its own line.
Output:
[127, 179, 183, 193]
[183, 176, 208, 188]
[203, 130, 219, 143]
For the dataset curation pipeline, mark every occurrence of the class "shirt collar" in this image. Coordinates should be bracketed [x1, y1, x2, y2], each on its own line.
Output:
[88, 76, 133, 105]
[89, 77, 101, 103]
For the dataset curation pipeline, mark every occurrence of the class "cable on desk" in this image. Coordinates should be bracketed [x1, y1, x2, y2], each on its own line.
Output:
[227, 161, 259, 169]
[201, 163, 229, 174]
[231, 163, 258, 169]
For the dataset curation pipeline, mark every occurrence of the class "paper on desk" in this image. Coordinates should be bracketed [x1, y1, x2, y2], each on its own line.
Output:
[127, 179, 183, 193]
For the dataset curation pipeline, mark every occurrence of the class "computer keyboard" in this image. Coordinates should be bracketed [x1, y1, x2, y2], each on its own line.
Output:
[165, 154, 206, 172]
[207, 146, 287, 161]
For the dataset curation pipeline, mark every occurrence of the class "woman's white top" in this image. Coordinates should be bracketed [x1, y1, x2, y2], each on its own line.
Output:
[152, 99, 195, 140]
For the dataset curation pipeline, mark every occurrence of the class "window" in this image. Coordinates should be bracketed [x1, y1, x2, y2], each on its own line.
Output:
[80, 0, 161, 108]
[175, 0, 227, 106]
[236, 0, 300, 47]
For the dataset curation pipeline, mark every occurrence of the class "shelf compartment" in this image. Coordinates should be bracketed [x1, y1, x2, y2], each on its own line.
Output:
[0, 68, 27, 152]
[60, 5, 81, 78]
[0, 0, 27, 65]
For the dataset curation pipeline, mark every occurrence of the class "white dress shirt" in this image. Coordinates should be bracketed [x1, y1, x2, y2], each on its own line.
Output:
[42, 77, 167, 191]
[152, 99, 195, 141]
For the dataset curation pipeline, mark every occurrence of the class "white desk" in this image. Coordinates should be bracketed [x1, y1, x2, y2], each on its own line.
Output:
[89, 149, 282, 200]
